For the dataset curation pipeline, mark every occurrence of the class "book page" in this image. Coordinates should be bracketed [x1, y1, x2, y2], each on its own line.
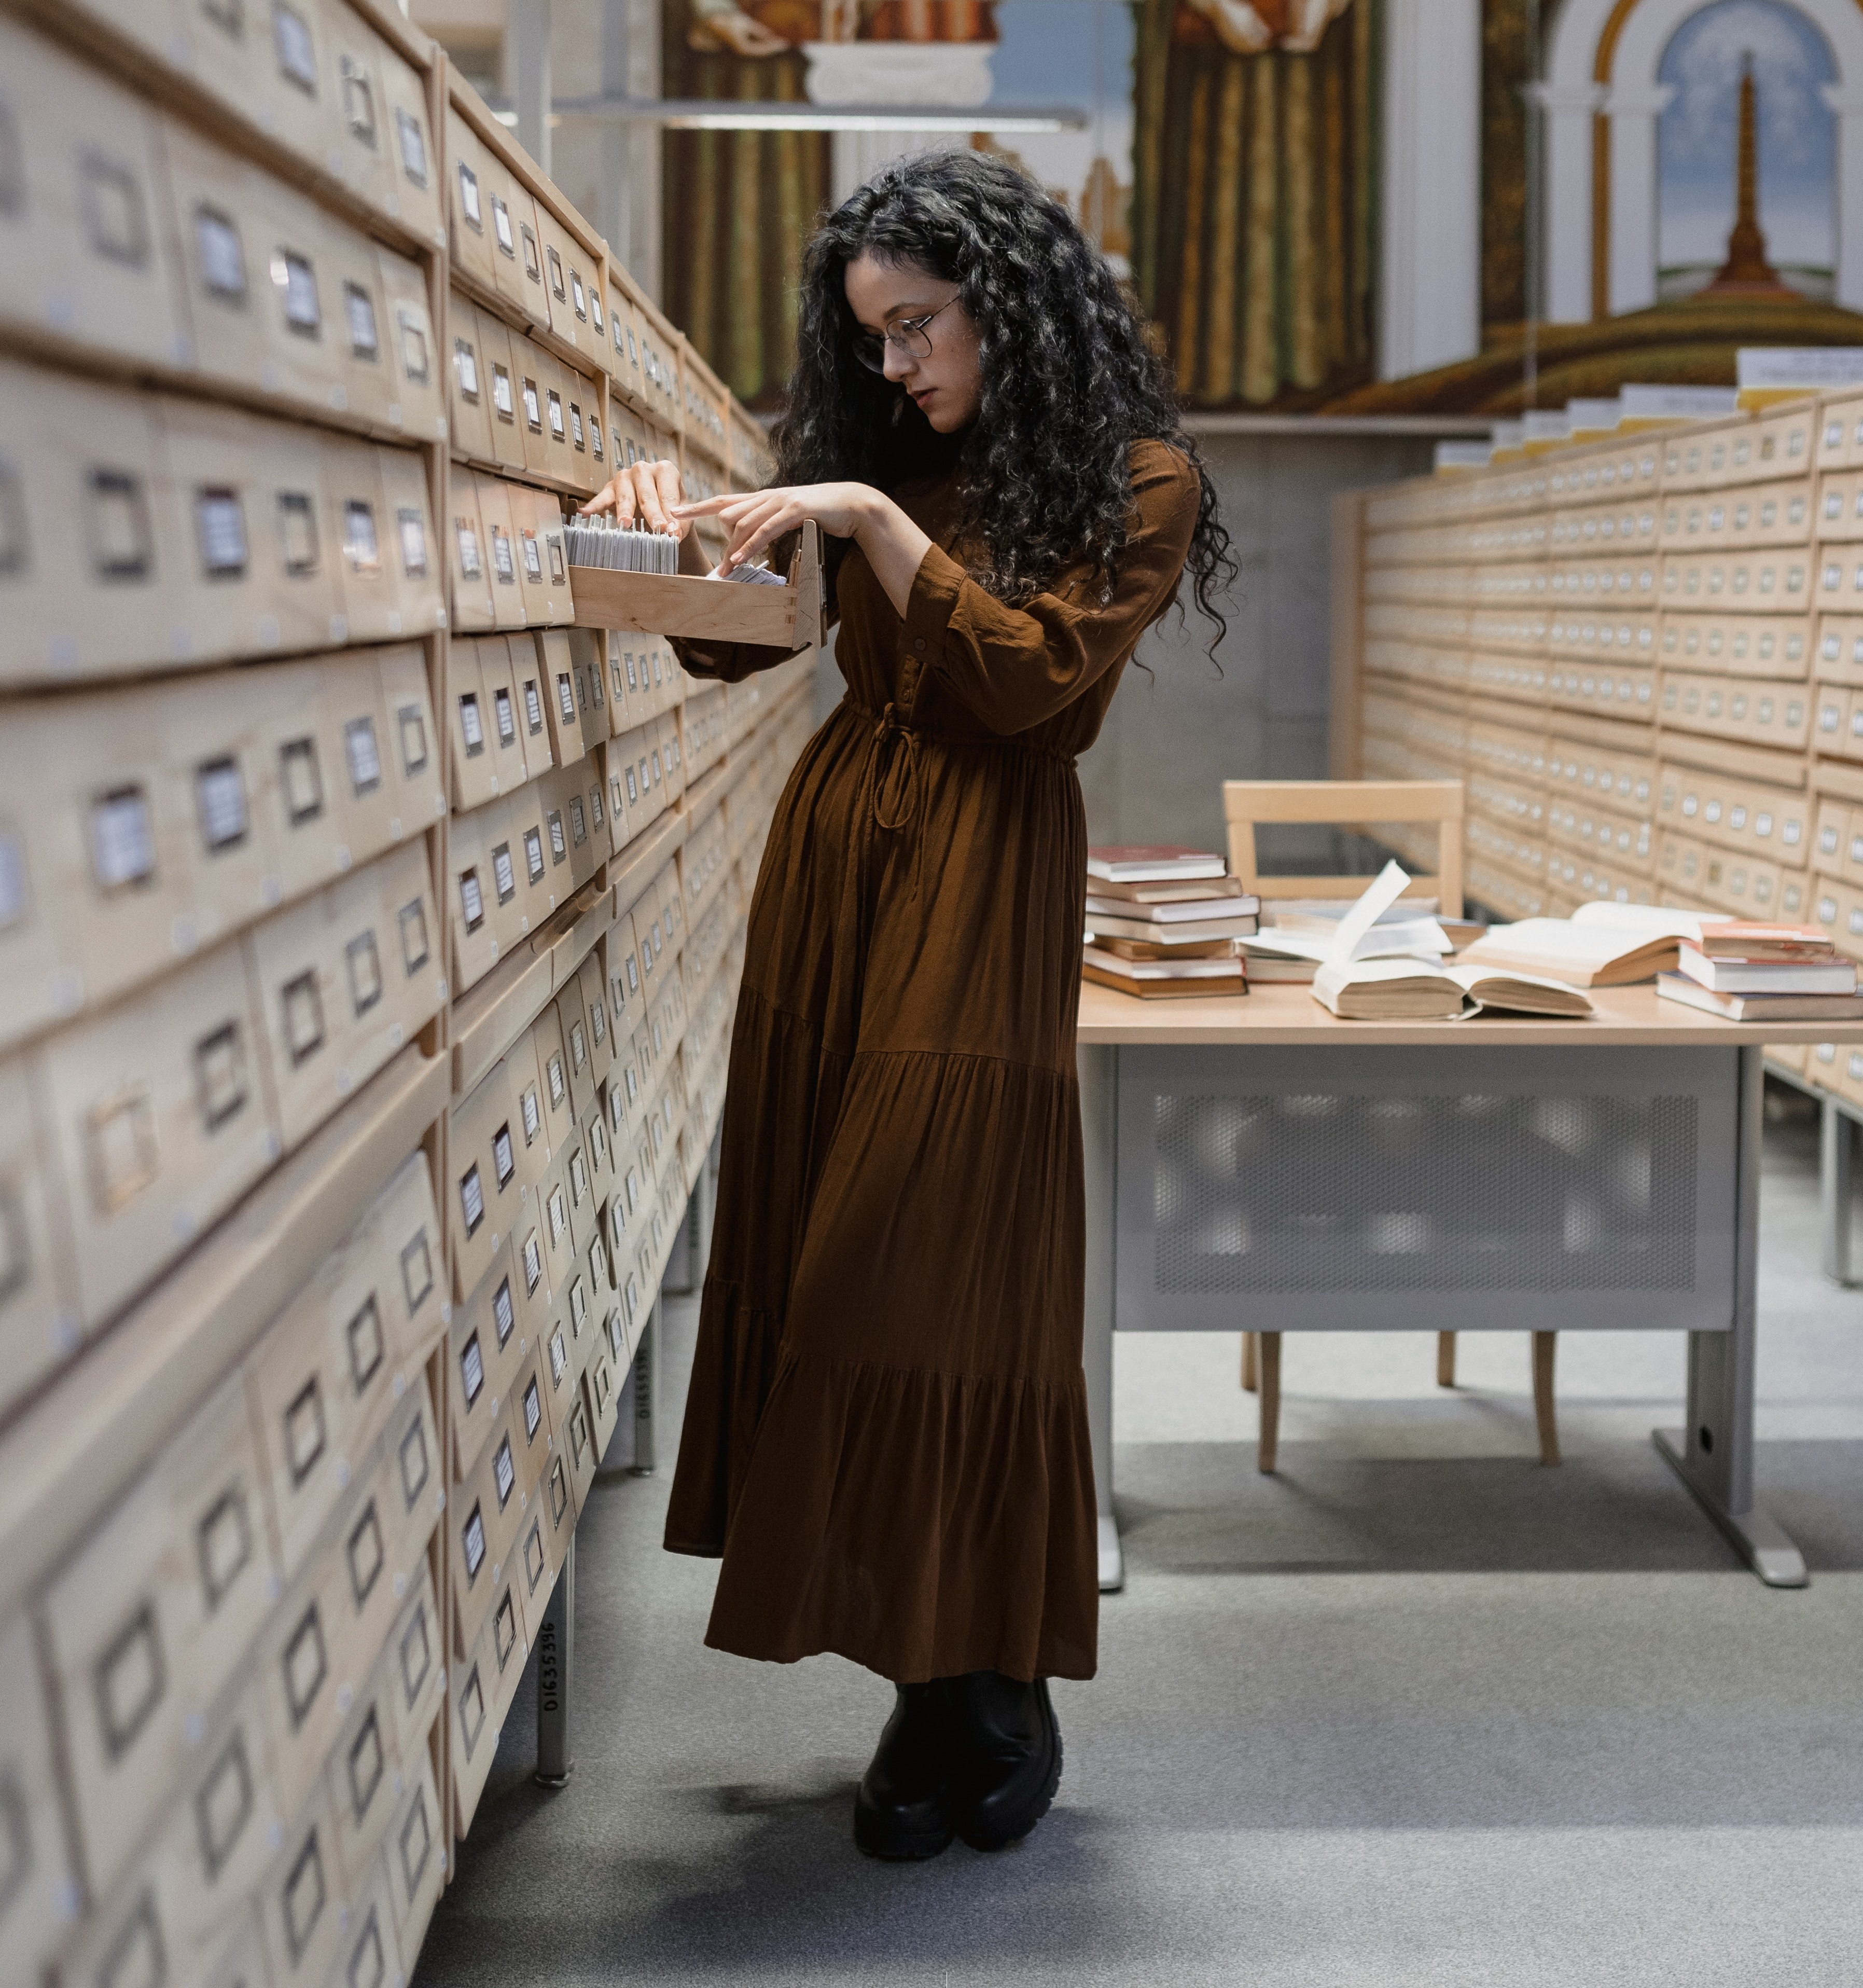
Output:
[1443, 964, 1593, 1015]
[1569, 903, 1727, 941]
[1323, 861, 1418, 968]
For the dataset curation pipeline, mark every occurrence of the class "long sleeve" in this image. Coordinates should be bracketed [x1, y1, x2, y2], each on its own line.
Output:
[901, 441, 1201, 737]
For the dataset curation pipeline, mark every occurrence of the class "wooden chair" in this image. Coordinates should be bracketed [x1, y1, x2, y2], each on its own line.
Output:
[1222, 779, 1559, 1473]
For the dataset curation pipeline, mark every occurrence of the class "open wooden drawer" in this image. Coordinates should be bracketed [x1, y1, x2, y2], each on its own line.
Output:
[568, 520, 824, 649]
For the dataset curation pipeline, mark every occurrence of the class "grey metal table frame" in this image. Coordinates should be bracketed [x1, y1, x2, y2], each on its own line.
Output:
[1763, 1055, 1863, 1288]
[1080, 1035, 1805, 1596]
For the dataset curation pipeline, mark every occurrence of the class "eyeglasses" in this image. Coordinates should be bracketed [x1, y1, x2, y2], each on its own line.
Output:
[852, 296, 958, 374]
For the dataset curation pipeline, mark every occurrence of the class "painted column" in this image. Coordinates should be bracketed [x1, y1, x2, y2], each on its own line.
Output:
[1606, 82, 1674, 314]
[1824, 86, 1863, 309]
[1534, 80, 1606, 324]
[1378, 0, 1481, 380]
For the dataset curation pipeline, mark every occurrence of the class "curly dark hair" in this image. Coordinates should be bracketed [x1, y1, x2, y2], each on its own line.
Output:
[769, 148, 1234, 653]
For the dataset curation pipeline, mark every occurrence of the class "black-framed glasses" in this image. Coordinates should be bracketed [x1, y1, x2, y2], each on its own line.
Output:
[852, 296, 958, 374]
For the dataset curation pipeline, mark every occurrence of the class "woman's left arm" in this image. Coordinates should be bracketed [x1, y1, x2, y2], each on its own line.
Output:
[903, 449, 1201, 735]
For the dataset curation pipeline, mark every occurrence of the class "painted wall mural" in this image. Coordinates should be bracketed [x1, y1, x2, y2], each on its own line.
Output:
[661, 0, 1137, 408]
[655, 0, 1863, 420]
[1129, 0, 1374, 409]
[1657, 0, 1836, 301]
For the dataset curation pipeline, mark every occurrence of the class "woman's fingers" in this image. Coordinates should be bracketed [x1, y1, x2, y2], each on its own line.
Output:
[578, 477, 622, 520]
[652, 458, 686, 534]
[718, 496, 785, 563]
[672, 490, 755, 519]
[724, 498, 799, 569]
[587, 472, 644, 526]
[634, 466, 675, 536]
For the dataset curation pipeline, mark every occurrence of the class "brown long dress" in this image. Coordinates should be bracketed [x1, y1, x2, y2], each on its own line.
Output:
[665, 438, 1201, 1683]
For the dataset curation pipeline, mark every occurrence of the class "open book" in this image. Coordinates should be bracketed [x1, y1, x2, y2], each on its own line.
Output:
[1457, 909, 1714, 986]
[1314, 957, 1594, 1020]
[1308, 863, 1594, 1019]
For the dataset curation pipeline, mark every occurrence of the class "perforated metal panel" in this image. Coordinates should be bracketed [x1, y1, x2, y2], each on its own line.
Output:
[1114, 1045, 1739, 1333]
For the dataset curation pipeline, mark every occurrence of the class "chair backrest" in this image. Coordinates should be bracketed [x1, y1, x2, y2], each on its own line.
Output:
[1221, 779, 1464, 918]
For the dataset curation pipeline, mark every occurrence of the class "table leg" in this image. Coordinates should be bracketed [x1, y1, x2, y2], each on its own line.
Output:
[1079, 1043, 1122, 1593]
[1822, 1097, 1855, 1288]
[1653, 1047, 1808, 1587]
[535, 1535, 576, 1787]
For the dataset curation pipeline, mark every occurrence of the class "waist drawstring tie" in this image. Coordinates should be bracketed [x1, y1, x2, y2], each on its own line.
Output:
[868, 700, 924, 902]
[834, 700, 924, 1054]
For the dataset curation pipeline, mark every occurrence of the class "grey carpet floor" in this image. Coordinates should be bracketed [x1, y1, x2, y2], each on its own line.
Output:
[414, 1083, 1863, 1987]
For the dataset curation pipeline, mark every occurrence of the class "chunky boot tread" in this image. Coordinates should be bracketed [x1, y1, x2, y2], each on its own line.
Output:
[854, 1807, 956, 1860]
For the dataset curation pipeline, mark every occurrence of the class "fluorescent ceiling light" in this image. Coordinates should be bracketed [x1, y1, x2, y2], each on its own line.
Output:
[503, 94, 1087, 133]
[660, 107, 1082, 130]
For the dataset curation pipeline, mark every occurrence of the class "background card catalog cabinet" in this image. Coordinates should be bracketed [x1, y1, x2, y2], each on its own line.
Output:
[157, 398, 348, 660]
[510, 482, 572, 628]
[449, 1059, 522, 1304]
[254, 1776, 345, 1988]
[0, 16, 191, 371]
[474, 474, 529, 632]
[477, 634, 538, 794]
[450, 1399, 529, 1661]
[372, 641, 447, 837]
[473, 308, 529, 475]
[447, 298, 495, 466]
[56, 1679, 283, 1988]
[450, 1238, 529, 1478]
[444, 109, 496, 289]
[244, 840, 443, 1155]
[447, 638, 499, 814]
[372, 244, 443, 440]
[0, 360, 195, 685]
[35, 940, 279, 1329]
[0, 1056, 80, 1416]
[366, 31, 444, 246]
[40, 1371, 280, 1899]
[0, 1619, 80, 1983]
[234, 165, 354, 413]
[447, 464, 495, 633]
[316, 4, 400, 219]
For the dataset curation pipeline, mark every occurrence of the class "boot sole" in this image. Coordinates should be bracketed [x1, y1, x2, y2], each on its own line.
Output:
[956, 1708, 1063, 1853]
[854, 1812, 956, 1861]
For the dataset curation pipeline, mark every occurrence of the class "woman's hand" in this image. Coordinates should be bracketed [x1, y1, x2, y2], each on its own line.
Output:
[673, 482, 877, 571]
[673, 481, 933, 614]
[580, 458, 688, 538]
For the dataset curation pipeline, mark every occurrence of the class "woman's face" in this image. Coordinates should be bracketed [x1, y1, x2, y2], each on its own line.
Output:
[843, 252, 982, 433]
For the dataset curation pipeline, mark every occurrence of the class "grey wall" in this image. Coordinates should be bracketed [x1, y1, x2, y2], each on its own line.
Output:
[1077, 429, 1436, 859]
[810, 426, 1446, 859]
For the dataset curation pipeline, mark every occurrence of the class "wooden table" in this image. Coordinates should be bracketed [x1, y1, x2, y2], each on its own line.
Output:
[1075, 982, 1863, 1594]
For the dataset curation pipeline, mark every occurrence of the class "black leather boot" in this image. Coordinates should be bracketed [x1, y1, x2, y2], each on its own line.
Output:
[943, 1671, 1062, 1851]
[854, 1683, 955, 1860]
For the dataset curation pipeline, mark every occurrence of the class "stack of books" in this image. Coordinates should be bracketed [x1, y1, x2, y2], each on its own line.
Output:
[1081, 846, 1258, 999]
[1657, 923, 1863, 1021]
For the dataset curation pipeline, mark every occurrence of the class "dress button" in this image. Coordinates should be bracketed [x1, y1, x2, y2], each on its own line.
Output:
[913, 638, 926, 654]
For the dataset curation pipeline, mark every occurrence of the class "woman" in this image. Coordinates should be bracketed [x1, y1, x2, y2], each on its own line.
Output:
[583, 149, 1231, 1860]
